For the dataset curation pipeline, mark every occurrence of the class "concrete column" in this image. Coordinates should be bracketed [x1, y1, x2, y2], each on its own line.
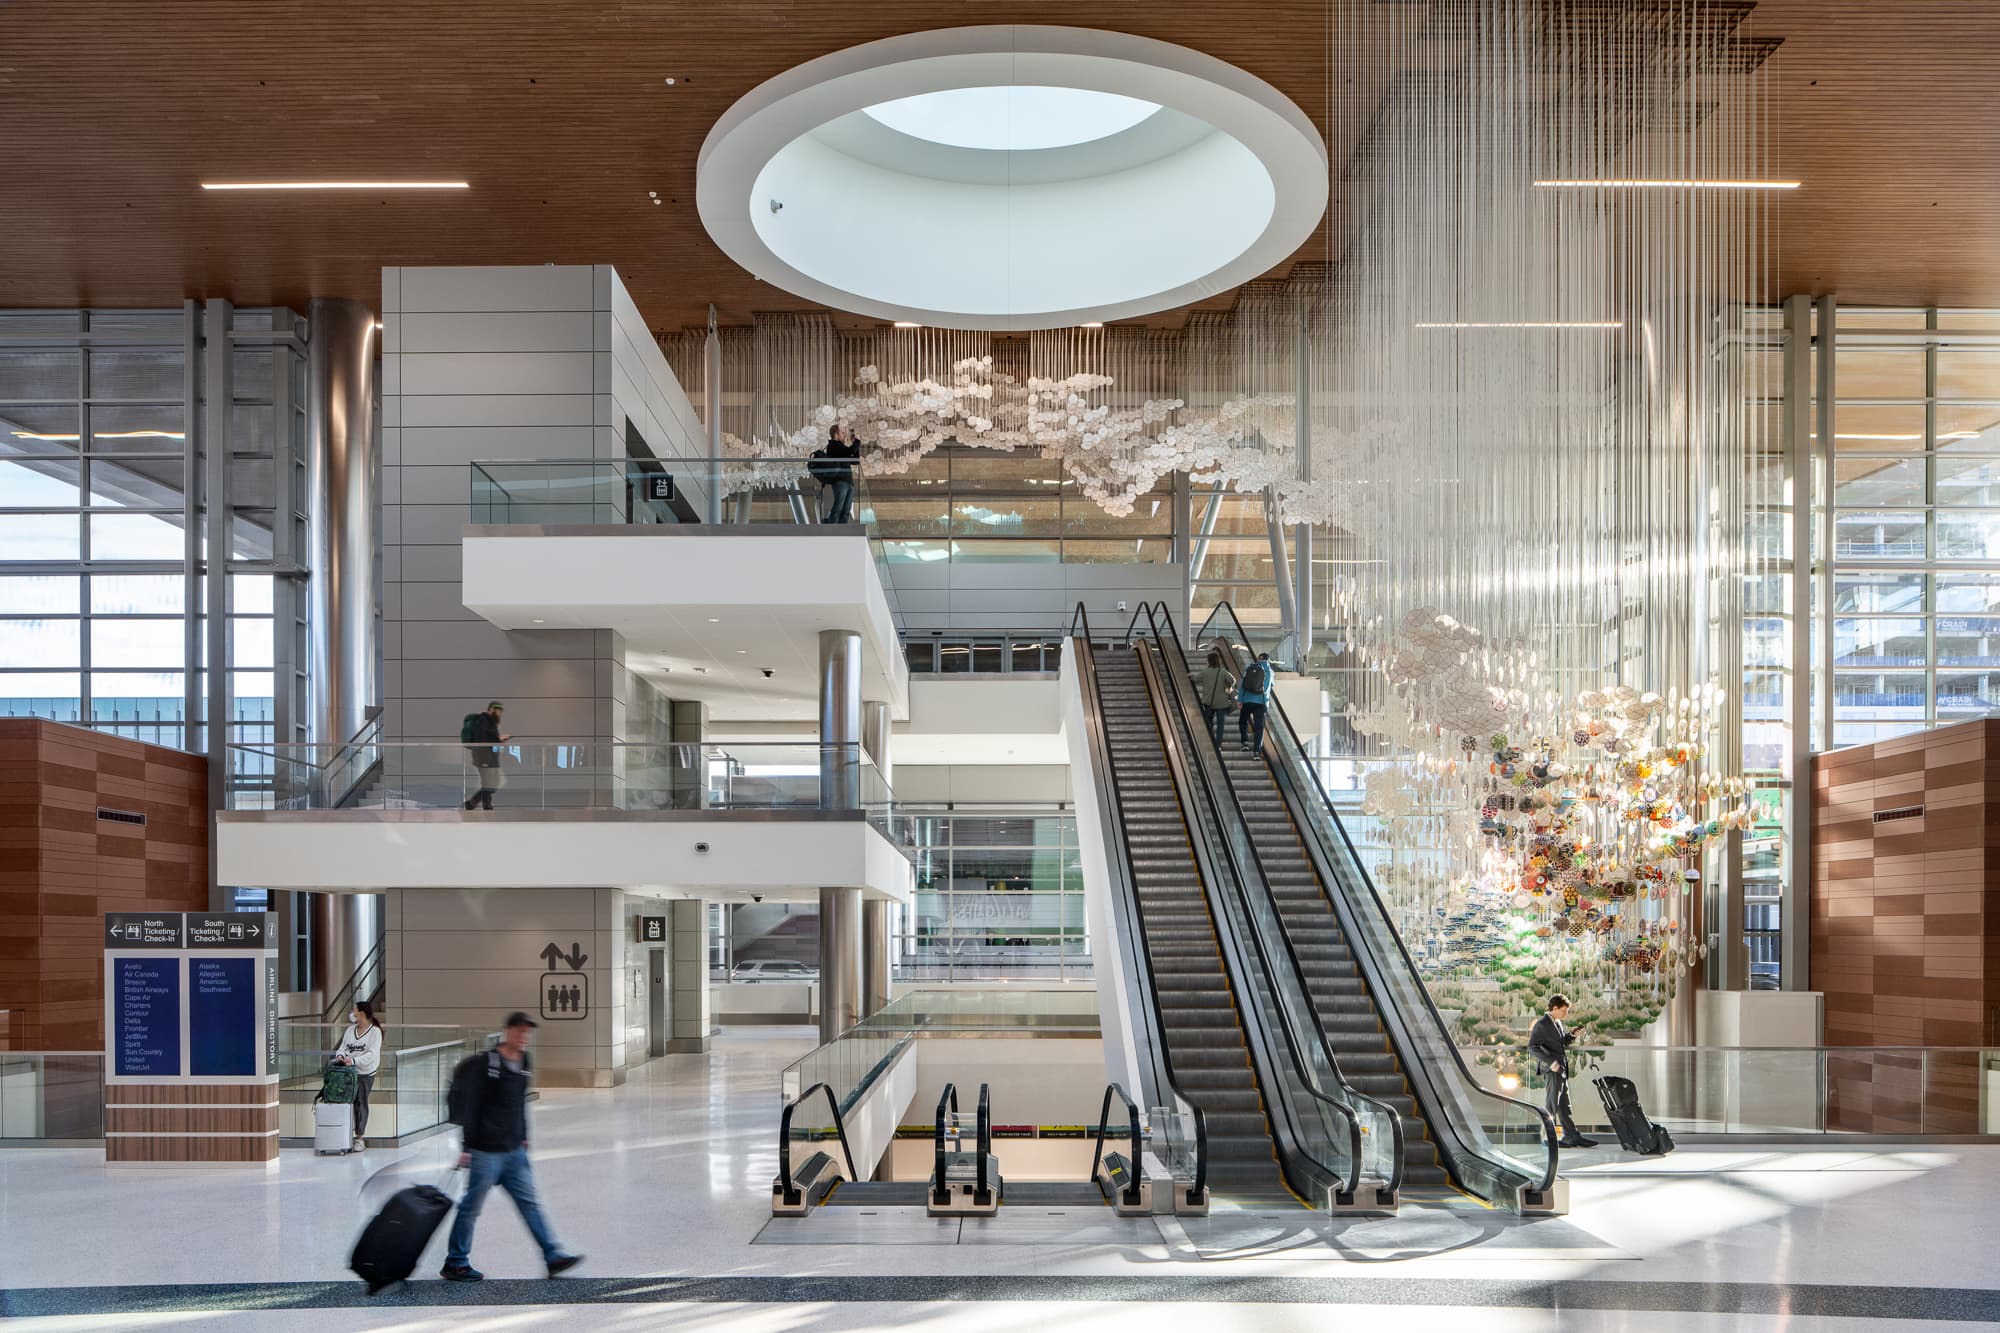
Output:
[668, 899, 711, 1052]
[860, 699, 893, 1015]
[819, 629, 863, 1040]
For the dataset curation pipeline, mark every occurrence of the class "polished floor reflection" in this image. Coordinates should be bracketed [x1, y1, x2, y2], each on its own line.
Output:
[2, 1028, 1996, 1330]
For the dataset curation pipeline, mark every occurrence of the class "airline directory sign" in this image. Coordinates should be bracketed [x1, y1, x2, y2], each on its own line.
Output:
[103, 912, 277, 1083]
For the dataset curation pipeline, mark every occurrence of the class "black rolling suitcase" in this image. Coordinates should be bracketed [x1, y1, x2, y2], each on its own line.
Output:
[351, 1172, 458, 1293]
[1591, 1075, 1675, 1156]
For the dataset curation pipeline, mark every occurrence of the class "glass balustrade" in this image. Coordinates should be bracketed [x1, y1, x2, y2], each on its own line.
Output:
[469, 458, 864, 528]
[224, 740, 910, 838]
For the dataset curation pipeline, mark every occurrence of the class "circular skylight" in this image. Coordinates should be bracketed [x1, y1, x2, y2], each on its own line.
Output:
[863, 86, 1161, 152]
[698, 26, 1328, 330]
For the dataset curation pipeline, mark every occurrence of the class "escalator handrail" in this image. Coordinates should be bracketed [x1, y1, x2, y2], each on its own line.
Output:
[777, 1081, 858, 1207]
[1068, 617, 1209, 1205]
[976, 1082, 993, 1204]
[1198, 600, 1559, 1198]
[932, 1083, 959, 1207]
[1142, 603, 1408, 1199]
[1069, 603, 1094, 643]
[1128, 604, 1371, 1203]
[1090, 1082, 1146, 1207]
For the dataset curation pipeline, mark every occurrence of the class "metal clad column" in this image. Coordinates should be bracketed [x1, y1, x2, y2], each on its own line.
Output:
[861, 700, 892, 1015]
[304, 297, 383, 999]
[819, 630, 863, 1041]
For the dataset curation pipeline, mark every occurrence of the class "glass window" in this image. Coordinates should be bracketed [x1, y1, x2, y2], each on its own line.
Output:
[90, 670, 184, 702]
[0, 618, 81, 669]
[1834, 345, 1925, 397]
[1832, 402, 1928, 453]
[903, 641, 936, 673]
[1937, 572, 2000, 615]
[1936, 616, 2000, 667]
[0, 350, 81, 399]
[89, 513, 185, 561]
[0, 460, 81, 506]
[92, 574, 183, 615]
[1833, 571, 1924, 615]
[87, 404, 186, 453]
[91, 617, 186, 669]
[1742, 618, 1788, 668]
[952, 498, 1061, 537]
[1833, 511, 1925, 560]
[0, 575, 78, 615]
[949, 539, 1059, 563]
[1063, 539, 1173, 564]
[0, 513, 81, 561]
[1832, 618, 1926, 668]
[1936, 404, 2000, 453]
[1937, 511, 2000, 560]
[864, 498, 950, 539]
[1937, 456, 2000, 507]
[86, 350, 183, 400]
[1935, 349, 2000, 399]
[1833, 457, 1924, 507]
[1936, 671, 2000, 716]
[1833, 671, 1925, 711]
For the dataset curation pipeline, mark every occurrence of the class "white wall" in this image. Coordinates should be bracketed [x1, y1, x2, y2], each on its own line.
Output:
[892, 765, 1072, 804]
[881, 559, 1186, 638]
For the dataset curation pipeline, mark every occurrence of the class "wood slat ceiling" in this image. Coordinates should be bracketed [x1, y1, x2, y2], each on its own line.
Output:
[0, 0, 1994, 327]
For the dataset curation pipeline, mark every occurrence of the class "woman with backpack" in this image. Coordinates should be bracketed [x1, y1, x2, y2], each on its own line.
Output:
[336, 999, 384, 1151]
[1193, 647, 1237, 745]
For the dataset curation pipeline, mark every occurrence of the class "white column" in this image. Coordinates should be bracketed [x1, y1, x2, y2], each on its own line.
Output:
[819, 630, 863, 1041]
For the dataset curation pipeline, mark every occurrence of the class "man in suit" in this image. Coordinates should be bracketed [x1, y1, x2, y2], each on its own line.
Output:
[1528, 994, 1596, 1148]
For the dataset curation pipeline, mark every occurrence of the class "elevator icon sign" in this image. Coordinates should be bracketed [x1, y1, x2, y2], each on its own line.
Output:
[540, 973, 588, 1020]
[537, 941, 589, 1020]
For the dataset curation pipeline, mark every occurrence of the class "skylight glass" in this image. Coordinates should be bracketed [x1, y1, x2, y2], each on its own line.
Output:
[863, 86, 1161, 152]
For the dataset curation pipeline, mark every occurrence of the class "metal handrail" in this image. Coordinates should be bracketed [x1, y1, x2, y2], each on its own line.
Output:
[1127, 602, 1370, 1206]
[1199, 600, 1560, 1200]
[1090, 1083, 1147, 1207]
[777, 1082, 858, 1208]
[976, 1082, 993, 1205]
[1068, 613, 1208, 1204]
[931, 1083, 959, 1207]
[1138, 600, 1407, 1201]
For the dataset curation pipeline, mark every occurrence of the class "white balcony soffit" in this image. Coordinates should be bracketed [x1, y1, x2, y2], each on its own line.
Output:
[216, 811, 915, 902]
[462, 526, 907, 722]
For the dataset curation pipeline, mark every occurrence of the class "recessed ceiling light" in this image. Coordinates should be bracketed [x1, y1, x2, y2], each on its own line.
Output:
[664, 77, 677, 85]
[532, 618, 545, 624]
[200, 180, 471, 190]
[1533, 179, 1800, 190]
[736, 649, 748, 654]
[708, 617, 720, 622]
[893, 321, 922, 329]
[1080, 322, 1104, 329]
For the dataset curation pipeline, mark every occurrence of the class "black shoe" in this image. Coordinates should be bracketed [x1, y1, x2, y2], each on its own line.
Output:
[547, 1253, 584, 1278]
[1558, 1136, 1598, 1149]
[463, 798, 476, 810]
[440, 1264, 484, 1282]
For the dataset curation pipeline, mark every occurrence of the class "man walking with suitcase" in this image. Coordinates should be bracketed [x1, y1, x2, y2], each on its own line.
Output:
[1528, 994, 1596, 1149]
[439, 1013, 583, 1282]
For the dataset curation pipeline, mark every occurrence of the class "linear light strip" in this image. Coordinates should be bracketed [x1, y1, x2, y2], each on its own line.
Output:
[200, 181, 469, 191]
[1415, 321, 1623, 330]
[1533, 179, 1799, 190]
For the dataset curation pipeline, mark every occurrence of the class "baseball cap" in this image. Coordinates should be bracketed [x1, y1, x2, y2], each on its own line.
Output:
[488, 700, 505, 711]
[503, 1011, 539, 1029]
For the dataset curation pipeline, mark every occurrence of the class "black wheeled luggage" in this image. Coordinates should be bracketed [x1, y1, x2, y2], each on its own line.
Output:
[351, 1176, 456, 1293]
[1591, 1075, 1674, 1156]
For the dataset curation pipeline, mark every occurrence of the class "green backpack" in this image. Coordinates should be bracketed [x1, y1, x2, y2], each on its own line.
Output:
[460, 712, 481, 743]
[319, 1060, 360, 1105]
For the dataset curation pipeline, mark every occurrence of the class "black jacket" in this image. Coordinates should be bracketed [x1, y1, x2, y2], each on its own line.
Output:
[1528, 1013, 1574, 1076]
[466, 712, 502, 769]
[449, 1048, 532, 1152]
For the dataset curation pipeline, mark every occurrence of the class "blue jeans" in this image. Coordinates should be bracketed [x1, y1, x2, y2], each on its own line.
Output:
[1238, 702, 1268, 750]
[446, 1147, 563, 1267]
[1200, 705, 1229, 746]
[823, 479, 855, 524]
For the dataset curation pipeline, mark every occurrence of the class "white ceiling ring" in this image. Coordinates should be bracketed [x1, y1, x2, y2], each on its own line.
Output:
[697, 26, 1328, 331]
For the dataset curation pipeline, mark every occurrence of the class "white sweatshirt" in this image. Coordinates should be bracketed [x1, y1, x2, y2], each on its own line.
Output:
[337, 1023, 383, 1076]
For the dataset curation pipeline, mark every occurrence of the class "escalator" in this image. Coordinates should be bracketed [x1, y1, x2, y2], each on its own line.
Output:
[1092, 646, 1288, 1197]
[1182, 603, 1564, 1212]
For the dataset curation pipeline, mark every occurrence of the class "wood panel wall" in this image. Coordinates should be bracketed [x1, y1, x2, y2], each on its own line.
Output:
[104, 1079, 281, 1163]
[0, 720, 209, 1052]
[1811, 717, 1999, 1133]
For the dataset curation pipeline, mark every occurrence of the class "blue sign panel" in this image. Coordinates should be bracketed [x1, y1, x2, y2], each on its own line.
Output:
[188, 957, 257, 1077]
[115, 957, 181, 1077]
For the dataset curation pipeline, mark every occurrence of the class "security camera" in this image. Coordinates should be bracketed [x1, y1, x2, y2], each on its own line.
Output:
[694, 841, 710, 853]
[751, 894, 763, 903]
[761, 668, 774, 678]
